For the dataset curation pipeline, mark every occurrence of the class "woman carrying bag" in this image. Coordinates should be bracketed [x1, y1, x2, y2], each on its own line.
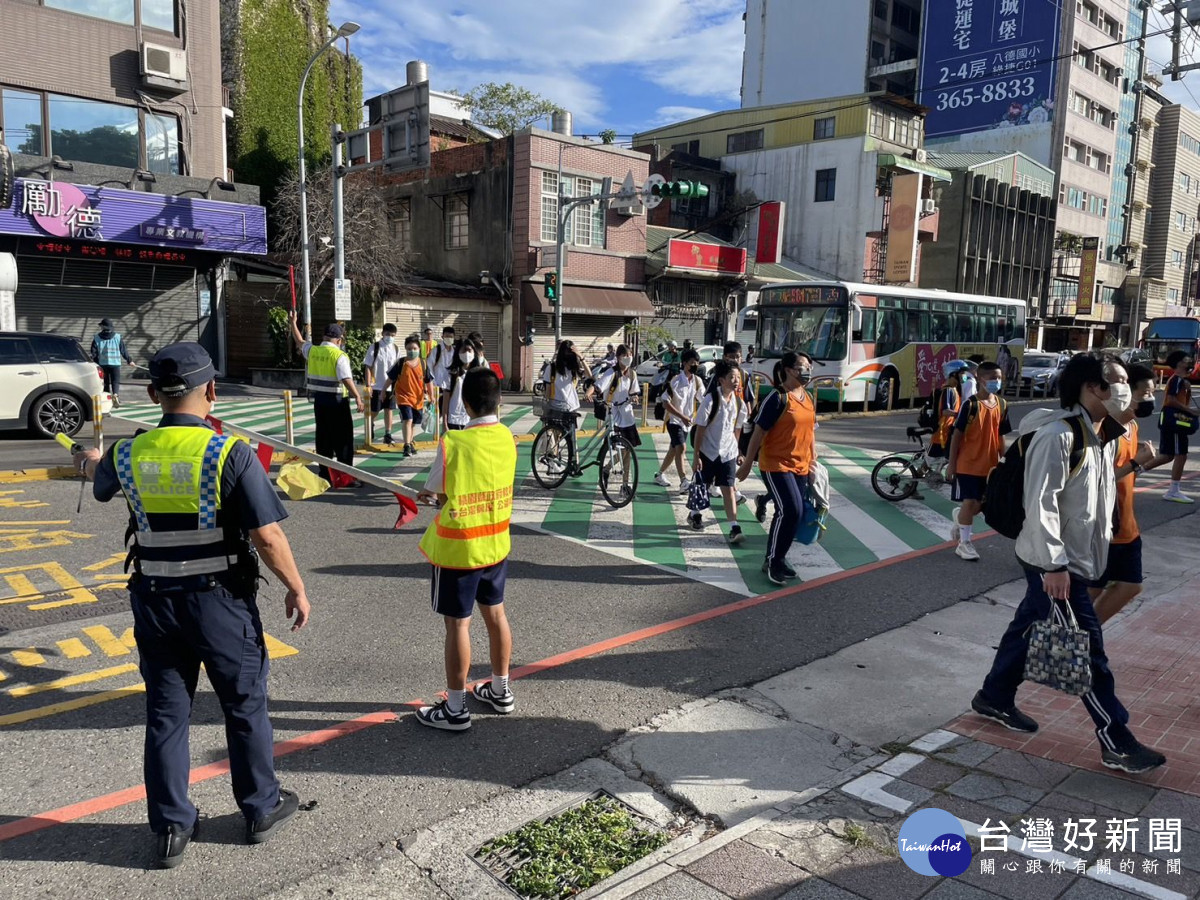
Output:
[736, 351, 817, 586]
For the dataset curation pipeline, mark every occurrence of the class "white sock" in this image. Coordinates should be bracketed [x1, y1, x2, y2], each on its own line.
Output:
[491, 674, 509, 696]
[960, 524, 973, 543]
[1170, 481, 1182, 494]
[445, 689, 467, 714]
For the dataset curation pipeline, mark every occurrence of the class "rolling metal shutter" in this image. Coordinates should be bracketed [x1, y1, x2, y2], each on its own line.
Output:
[14, 256, 200, 363]
[383, 298, 500, 360]
[531, 314, 626, 368]
[649, 315, 709, 347]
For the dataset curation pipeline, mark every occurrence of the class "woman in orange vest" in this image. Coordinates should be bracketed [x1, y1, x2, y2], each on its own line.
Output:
[736, 351, 817, 586]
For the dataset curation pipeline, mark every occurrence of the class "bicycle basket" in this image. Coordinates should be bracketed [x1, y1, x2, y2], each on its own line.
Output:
[532, 394, 546, 417]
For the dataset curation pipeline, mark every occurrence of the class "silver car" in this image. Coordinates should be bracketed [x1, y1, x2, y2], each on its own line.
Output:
[1018, 352, 1068, 397]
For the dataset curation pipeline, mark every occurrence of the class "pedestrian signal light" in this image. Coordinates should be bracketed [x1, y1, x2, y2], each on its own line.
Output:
[544, 272, 558, 303]
[649, 180, 710, 199]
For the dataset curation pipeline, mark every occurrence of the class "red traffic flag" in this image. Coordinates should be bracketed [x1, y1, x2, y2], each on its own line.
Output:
[394, 493, 419, 528]
[254, 439, 274, 472]
[328, 467, 357, 489]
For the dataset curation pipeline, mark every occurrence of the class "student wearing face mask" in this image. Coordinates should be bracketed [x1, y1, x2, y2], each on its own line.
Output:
[692, 361, 748, 542]
[947, 361, 1012, 562]
[736, 351, 817, 586]
[1088, 361, 1159, 624]
[444, 339, 484, 431]
[386, 335, 431, 457]
[593, 345, 639, 498]
[1156, 349, 1197, 503]
[364, 324, 401, 446]
[544, 340, 592, 475]
[654, 349, 702, 491]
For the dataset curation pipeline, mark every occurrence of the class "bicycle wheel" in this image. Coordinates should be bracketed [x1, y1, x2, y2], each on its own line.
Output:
[531, 424, 569, 489]
[871, 455, 920, 501]
[599, 435, 639, 508]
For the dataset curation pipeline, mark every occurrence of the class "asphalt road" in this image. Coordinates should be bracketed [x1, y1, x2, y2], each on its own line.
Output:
[0, 389, 1194, 897]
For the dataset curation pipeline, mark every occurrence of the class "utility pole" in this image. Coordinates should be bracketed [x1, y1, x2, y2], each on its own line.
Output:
[332, 123, 346, 282]
[1163, 0, 1200, 79]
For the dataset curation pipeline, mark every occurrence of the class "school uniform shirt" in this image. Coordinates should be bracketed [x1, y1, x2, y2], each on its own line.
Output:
[446, 371, 473, 426]
[546, 369, 581, 412]
[596, 369, 640, 428]
[1113, 421, 1140, 545]
[429, 341, 455, 390]
[363, 340, 401, 389]
[696, 391, 748, 463]
[391, 359, 426, 410]
[952, 395, 1012, 477]
[666, 372, 700, 427]
[755, 389, 817, 474]
[1163, 375, 1193, 429]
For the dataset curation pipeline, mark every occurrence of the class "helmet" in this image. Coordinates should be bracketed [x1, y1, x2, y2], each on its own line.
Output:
[942, 359, 970, 377]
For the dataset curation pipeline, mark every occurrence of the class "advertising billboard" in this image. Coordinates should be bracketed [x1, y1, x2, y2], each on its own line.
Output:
[886, 174, 922, 284]
[919, 0, 1062, 140]
[1077, 237, 1100, 316]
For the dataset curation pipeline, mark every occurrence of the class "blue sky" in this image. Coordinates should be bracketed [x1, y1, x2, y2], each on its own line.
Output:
[327, 0, 746, 137]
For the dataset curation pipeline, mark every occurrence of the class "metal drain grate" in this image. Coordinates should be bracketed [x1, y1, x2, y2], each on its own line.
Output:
[472, 790, 671, 899]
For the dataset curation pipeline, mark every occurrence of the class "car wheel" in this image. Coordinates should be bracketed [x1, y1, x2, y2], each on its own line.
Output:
[30, 392, 85, 438]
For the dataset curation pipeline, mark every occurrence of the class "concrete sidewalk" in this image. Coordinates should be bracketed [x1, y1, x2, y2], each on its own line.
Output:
[274, 516, 1200, 900]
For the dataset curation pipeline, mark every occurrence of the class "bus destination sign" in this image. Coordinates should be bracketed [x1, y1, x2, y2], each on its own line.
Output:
[771, 286, 846, 305]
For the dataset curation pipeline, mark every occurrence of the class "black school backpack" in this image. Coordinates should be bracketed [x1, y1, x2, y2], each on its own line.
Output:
[982, 415, 1086, 539]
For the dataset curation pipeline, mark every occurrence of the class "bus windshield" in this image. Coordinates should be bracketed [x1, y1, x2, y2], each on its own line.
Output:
[1144, 318, 1200, 366]
[759, 305, 848, 361]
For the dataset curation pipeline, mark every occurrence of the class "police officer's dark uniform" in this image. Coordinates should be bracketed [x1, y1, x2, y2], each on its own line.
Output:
[90, 343, 300, 866]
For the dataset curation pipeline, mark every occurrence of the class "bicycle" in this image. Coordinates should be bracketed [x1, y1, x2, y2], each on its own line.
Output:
[870, 426, 950, 502]
[530, 404, 639, 508]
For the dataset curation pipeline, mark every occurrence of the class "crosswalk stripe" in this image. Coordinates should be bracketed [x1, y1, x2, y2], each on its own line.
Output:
[83, 625, 132, 657]
[56, 638, 91, 659]
[11, 649, 45, 667]
[821, 446, 955, 542]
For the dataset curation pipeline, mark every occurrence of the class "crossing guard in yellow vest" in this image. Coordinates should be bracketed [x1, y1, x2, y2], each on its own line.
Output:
[288, 314, 365, 485]
[416, 367, 518, 731]
[73, 341, 312, 868]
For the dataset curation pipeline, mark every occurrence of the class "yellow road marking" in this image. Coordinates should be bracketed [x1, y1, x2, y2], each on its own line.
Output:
[82, 553, 126, 573]
[0, 530, 93, 553]
[83, 625, 132, 657]
[11, 649, 45, 667]
[56, 638, 91, 659]
[264, 633, 299, 659]
[6, 663, 139, 697]
[0, 684, 146, 726]
[2, 574, 42, 604]
[0, 563, 99, 611]
[0, 519, 71, 525]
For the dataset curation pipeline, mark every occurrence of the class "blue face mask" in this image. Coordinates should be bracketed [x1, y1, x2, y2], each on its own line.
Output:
[984, 379, 1002, 394]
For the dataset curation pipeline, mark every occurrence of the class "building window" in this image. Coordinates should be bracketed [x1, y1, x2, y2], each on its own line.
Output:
[814, 168, 836, 202]
[1, 88, 44, 155]
[874, 0, 888, 19]
[140, 0, 176, 32]
[891, 1, 919, 34]
[726, 129, 764, 154]
[444, 194, 469, 250]
[42, 0, 176, 31]
[390, 198, 411, 252]
[813, 116, 835, 140]
[1173, 249, 1185, 268]
[540, 171, 559, 242]
[1182, 173, 1192, 192]
[48, 94, 140, 168]
[871, 40, 886, 65]
[539, 170, 605, 247]
[1169, 288, 1181, 303]
[145, 111, 180, 174]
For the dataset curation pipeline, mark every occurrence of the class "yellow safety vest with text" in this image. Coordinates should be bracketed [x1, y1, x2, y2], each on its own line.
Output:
[419, 424, 517, 570]
[420, 339, 435, 360]
[114, 427, 242, 578]
[307, 343, 348, 398]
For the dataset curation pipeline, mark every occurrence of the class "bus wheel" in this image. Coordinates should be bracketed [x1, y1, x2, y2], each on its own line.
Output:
[872, 372, 899, 411]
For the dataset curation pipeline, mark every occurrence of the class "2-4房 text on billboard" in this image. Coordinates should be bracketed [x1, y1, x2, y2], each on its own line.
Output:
[919, 0, 1062, 139]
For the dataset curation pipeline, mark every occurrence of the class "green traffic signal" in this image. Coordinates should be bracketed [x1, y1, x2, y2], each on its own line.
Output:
[650, 180, 710, 199]
[544, 272, 558, 303]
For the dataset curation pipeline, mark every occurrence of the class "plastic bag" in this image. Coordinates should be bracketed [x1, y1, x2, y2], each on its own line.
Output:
[276, 461, 330, 500]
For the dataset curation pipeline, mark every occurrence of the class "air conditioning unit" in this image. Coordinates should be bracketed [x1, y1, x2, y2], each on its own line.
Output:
[140, 42, 188, 92]
[913, 148, 928, 163]
[616, 201, 644, 217]
[921, 198, 937, 214]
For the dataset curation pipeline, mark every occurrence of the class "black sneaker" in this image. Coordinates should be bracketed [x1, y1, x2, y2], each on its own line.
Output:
[971, 691, 1039, 734]
[689, 512, 704, 530]
[416, 698, 471, 731]
[761, 558, 797, 579]
[156, 816, 198, 868]
[247, 789, 299, 844]
[1102, 741, 1167, 774]
[472, 681, 515, 714]
[383, 433, 395, 446]
[729, 525, 744, 545]
[766, 563, 789, 586]
[754, 494, 769, 523]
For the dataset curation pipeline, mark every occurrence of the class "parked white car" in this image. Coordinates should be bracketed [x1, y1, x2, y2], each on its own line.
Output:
[0, 332, 111, 437]
[1017, 352, 1068, 397]
[635, 345, 724, 380]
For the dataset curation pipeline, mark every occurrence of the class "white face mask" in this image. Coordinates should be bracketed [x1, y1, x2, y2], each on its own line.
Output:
[1103, 382, 1132, 417]
[381, 336, 394, 345]
[459, 350, 475, 365]
[618, 355, 632, 367]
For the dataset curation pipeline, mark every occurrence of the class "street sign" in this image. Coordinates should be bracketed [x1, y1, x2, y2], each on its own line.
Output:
[542, 243, 569, 269]
[642, 174, 666, 209]
[342, 81, 431, 175]
[334, 278, 352, 319]
[611, 171, 639, 211]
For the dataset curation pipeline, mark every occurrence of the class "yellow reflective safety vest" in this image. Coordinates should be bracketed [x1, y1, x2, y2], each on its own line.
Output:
[306, 343, 348, 398]
[114, 426, 243, 579]
[419, 423, 517, 570]
[420, 339, 435, 360]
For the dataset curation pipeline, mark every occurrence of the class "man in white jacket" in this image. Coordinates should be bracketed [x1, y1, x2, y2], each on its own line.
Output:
[971, 354, 1167, 775]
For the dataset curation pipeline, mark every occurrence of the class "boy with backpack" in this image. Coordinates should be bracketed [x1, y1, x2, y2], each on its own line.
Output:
[385, 334, 431, 457]
[363, 324, 401, 446]
[947, 361, 1011, 562]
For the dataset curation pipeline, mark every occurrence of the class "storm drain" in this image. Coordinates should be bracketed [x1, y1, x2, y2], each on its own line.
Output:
[472, 790, 674, 899]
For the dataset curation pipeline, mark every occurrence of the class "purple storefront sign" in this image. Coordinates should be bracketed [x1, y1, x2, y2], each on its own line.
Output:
[0, 178, 267, 255]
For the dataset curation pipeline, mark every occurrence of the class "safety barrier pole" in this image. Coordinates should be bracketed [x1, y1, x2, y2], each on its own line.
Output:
[92, 395, 104, 451]
[434, 387, 442, 443]
[641, 382, 650, 427]
[886, 381, 894, 412]
[283, 390, 295, 446]
[837, 382, 844, 415]
[363, 401, 373, 449]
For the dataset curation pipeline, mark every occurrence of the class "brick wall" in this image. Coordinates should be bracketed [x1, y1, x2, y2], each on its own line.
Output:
[0, 0, 226, 178]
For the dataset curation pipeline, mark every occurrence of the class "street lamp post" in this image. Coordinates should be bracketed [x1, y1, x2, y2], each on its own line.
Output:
[296, 21, 359, 340]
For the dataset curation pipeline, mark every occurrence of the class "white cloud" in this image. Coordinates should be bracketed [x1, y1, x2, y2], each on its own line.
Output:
[653, 106, 718, 126]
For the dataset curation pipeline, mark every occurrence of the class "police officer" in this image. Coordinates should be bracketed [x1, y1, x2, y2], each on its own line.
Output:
[73, 342, 311, 867]
[288, 312, 365, 486]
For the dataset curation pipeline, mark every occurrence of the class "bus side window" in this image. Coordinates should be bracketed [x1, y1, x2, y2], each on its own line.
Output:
[859, 308, 877, 342]
[905, 311, 929, 343]
[877, 309, 904, 355]
[980, 311, 997, 343]
[953, 313, 973, 342]
[932, 313, 951, 342]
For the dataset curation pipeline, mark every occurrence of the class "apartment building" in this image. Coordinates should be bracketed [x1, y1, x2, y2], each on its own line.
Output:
[1143, 103, 1200, 327]
[0, 0, 267, 370]
[741, 0, 923, 107]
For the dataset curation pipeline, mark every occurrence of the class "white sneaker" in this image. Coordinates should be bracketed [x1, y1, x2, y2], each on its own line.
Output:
[955, 541, 980, 562]
[735, 491, 747, 505]
[949, 508, 961, 544]
[678, 480, 691, 494]
[1164, 489, 1194, 504]
[654, 472, 670, 487]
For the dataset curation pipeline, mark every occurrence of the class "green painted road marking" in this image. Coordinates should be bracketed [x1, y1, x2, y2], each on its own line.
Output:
[828, 444, 957, 518]
[821, 460, 944, 550]
[630, 438, 687, 572]
[813, 515, 877, 571]
[712, 499, 774, 594]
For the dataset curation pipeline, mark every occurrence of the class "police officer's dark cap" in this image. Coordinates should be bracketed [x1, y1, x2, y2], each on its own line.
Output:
[99, 317, 113, 328]
[324, 323, 345, 339]
[149, 342, 215, 396]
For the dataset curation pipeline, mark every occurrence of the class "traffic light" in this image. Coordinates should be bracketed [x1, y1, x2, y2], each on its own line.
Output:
[544, 272, 558, 304]
[650, 180, 710, 199]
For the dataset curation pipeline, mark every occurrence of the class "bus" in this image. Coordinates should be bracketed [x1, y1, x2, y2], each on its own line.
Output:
[1143, 317, 1200, 382]
[747, 281, 1027, 408]
[734, 303, 758, 353]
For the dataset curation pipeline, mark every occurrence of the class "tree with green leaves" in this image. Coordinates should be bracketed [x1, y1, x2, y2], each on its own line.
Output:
[599, 129, 618, 145]
[459, 82, 559, 135]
